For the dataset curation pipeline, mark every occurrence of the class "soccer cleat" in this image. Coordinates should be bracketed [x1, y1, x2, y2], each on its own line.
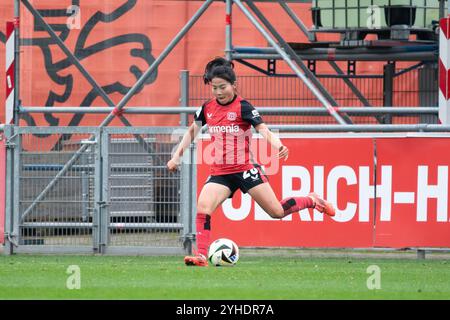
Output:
[308, 192, 336, 217]
[184, 254, 208, 267]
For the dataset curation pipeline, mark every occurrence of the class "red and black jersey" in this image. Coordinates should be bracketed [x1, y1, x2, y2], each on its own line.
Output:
[194, 95, 264, 176]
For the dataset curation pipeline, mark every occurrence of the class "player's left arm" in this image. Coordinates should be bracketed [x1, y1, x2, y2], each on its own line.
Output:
[254, 123, 289, 160]
[241, 100, 289, 160]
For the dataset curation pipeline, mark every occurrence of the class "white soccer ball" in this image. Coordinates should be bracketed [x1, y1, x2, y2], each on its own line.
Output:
[208, 238, 239, 266]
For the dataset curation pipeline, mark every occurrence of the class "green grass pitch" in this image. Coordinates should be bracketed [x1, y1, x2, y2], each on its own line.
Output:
[0, 254, 449, 300]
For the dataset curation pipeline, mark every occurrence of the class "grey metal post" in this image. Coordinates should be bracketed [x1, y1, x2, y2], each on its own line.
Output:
[417, 249, 426, 260]
[190, 142, 197, 255]
[180, 70, 189, 127]
[234, 0, 348, 125]
[14, 0, 20, 126]
[3, 126, 15, 254]
[92, 129, 102, 253]
[419, 63, 439, 124]
[225, 0, 233, 60]
[100, 129, 110, 252]
[18, 106, 440, 116]
[439, 0, 445, 19]
[81, 170, 89, 222]
[180, 131, 193, 254]
[383, 63, 395, 124]
[13, 128, 21, 248]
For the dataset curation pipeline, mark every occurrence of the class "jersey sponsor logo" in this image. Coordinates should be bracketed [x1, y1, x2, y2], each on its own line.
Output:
[208, 125, 240, 134]
[252, 109, 260, 118]
[195, 107, 202, 118]
[227, 112, 237, 121]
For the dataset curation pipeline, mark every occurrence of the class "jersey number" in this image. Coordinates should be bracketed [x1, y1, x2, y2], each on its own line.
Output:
[243, 168, 259, 180]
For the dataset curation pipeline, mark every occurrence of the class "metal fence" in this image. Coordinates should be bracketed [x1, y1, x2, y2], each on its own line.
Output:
[3, 126, 195, 255]
[188, 63, 439, 125]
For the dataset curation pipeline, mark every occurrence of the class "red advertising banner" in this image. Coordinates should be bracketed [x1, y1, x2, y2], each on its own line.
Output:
[197, 136, 450, 248]
[374, 137, 450, 248]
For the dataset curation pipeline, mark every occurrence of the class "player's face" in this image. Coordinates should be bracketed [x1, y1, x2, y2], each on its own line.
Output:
[211, 77, 236, 104]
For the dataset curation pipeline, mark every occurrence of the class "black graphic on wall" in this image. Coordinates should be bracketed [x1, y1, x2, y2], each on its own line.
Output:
[19, 0, 157, 149]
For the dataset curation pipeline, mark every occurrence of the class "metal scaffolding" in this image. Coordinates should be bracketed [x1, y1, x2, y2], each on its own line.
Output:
[10, 0, 447, 127]
[225, 0, 447, 124]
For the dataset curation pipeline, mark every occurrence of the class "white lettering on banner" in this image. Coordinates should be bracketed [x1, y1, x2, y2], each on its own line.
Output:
[313, 167, 325, 222]
[394, 192, 415, 204]
[328, 166, 357, 223]
[222, 192, 251, 221]
[219, 165, 449, 223]
[417, 166, 448, 222]
[359, 166, 392, 222]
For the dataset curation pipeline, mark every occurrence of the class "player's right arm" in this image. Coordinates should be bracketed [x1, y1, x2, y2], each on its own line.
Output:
[167, 122, 201, 172]
[167, 104, 207, 172]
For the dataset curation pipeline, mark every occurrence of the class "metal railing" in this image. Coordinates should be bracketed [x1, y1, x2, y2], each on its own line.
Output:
[188, 64, 440, 125]
[2, 126, 194, 255]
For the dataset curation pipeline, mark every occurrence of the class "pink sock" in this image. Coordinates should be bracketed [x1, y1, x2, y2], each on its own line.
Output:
[280, 196, 314, 217]
[196, 213, 211, 257]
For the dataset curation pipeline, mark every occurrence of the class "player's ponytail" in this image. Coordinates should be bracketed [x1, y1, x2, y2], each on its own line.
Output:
[203, 57, 236, 85]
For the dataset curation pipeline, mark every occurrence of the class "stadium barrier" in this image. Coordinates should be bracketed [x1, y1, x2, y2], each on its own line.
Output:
[2, 102, 450, 254]
[1, 125, 194, 255]
[198, 133, 450, 249]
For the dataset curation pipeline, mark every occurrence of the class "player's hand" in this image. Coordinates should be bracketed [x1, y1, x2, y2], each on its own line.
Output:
[167, 157, 181, 172]
[277, 145, 289, 161]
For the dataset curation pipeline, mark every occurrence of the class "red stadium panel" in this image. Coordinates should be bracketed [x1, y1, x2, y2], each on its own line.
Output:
[197, 136, 375, 248]
[197, 136, 450, 249]
[374, 137, 450, 248]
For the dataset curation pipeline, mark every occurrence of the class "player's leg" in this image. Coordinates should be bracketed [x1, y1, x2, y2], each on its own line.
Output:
[248, 182, 335, 218]
[281, 192, 336, 217]
[247, 182, 285, 218]
[195, 181, 232, 255]
[185, 180, 232, 266]
[243, 166, 335, 218]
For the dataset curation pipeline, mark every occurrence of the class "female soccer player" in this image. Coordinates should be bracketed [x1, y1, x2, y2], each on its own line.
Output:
[167, 57, 335, 266]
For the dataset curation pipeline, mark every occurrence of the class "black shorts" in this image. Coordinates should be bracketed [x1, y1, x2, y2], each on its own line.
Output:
[205, 165, 269, 198]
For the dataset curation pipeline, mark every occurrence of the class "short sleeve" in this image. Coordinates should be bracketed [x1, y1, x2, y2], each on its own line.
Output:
[194, 104, 207, 126]
[241, 100, 264, 127]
